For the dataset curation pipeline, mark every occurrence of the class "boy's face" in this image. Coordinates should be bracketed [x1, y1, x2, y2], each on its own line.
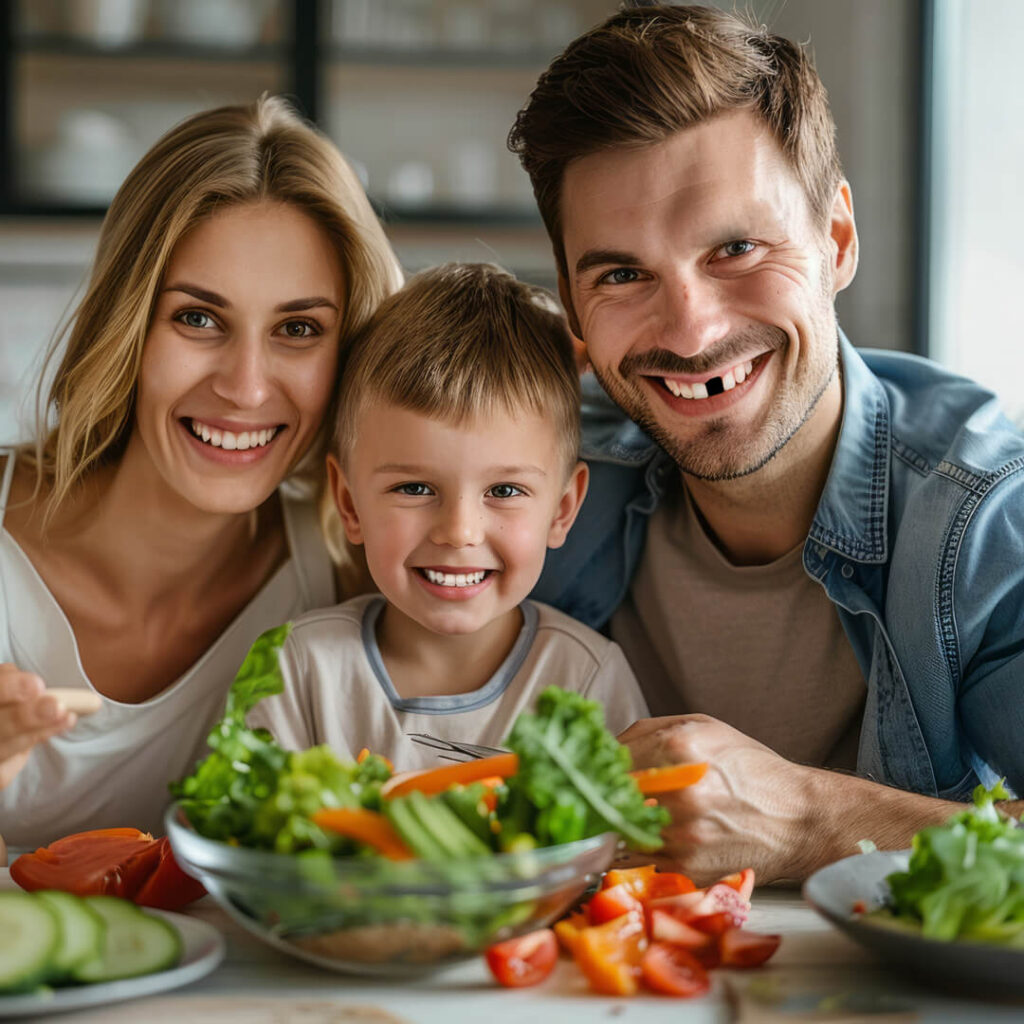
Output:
[329, 401, 588, 638]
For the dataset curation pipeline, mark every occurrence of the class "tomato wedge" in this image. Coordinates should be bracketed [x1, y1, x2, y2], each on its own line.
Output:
[486, 929, 558, 988]
[641, 943, 711, 997]
[10, 828, 205, 910]
[629, 762, 708, 795]
[311, 807, 415, 859]
[587, 882, 644, 924]
[718, 928, 781, 968]
[380, 753, 519, 798]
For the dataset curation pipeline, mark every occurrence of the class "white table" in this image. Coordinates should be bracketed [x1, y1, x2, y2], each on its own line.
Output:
[9, 877, 1020, 1024]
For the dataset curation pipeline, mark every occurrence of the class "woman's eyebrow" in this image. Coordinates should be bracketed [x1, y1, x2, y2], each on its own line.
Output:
[162, 284, 338, 314]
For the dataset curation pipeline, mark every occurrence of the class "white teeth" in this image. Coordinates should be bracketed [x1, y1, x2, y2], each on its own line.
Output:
[424, 569, 487, 587]
[189, 419, 278, 450]
[663, 358, 756, 401]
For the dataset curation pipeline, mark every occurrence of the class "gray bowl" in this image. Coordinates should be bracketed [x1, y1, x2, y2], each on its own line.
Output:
[804, 850, 1024, 1000]
[166, 803, 617, 976]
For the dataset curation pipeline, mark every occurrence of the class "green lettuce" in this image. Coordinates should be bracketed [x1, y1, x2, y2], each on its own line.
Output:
[881, 782, 1024, 945]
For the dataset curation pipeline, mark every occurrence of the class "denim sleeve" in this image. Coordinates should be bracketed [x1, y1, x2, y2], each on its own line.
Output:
[955, 471, 1024, 795]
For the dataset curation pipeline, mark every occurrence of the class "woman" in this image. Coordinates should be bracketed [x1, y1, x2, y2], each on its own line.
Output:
[0, 96, 402, 849]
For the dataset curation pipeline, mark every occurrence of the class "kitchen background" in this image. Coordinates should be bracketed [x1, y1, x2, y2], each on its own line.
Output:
[0, 0, 1020, 443]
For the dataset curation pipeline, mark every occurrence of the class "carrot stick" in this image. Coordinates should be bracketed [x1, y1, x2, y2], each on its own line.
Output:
[629, 762, 708, 795]
[311, 807, 415, 859]
[381, 752, 520, 799]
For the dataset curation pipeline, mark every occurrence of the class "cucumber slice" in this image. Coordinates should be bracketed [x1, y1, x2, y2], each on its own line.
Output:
[35, 891, 104, 978]
[73, 897, 181, 983]
[0, 891, 59, 993]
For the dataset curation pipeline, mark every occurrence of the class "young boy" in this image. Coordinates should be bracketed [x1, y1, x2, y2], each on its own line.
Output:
[248, 263, 648, 769]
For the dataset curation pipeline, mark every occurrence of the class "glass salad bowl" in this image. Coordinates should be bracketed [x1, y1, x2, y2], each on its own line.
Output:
[165, 804, 617, 975]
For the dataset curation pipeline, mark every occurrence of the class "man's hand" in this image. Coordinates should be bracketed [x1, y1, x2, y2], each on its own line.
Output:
[0, 664, 96, 790]
[619, 714, 963, 886]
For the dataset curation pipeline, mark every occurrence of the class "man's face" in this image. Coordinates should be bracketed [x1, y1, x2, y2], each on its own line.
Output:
[559, 109, 856, 481]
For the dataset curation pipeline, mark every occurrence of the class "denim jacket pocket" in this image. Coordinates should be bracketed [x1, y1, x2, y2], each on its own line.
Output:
[858, 623, 937, 796]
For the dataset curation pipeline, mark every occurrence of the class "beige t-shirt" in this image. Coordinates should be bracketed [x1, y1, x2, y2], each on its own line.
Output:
[248, 594, 649, 771]
[0, 452, 336, 848]
[611, 480, 865, 770]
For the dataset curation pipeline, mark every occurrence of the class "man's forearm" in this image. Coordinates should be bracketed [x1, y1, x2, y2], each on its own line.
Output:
[800, 768, 971, 876]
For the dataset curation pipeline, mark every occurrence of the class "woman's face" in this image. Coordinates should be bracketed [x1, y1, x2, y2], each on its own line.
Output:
[134, 201, 344, 516]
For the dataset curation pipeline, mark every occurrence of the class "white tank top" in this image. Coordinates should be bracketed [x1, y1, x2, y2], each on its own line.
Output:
[0, 451, 335, 848]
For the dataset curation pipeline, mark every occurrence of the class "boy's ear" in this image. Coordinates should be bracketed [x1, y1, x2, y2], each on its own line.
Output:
[547, 460, 589, 549]
[327, 453, 364, 546]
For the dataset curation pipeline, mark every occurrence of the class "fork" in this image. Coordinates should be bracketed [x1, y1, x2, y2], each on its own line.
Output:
[407, 733, 507, 763]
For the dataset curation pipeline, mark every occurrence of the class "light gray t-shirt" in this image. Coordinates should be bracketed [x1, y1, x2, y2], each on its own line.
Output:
[0, 451, 336, 847]
[248, 594, 649, 770]
[611, 480, 865, 770]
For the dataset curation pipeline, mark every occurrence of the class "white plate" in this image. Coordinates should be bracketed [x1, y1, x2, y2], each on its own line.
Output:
[0, 906, 225, 1018]
[804, 849, 1024, 1000]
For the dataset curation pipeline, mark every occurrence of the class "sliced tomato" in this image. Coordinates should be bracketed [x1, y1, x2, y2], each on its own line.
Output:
[587, 882, 644, 924]
[647, 871, 697, 900]
[651, 883, 750, 929]
[716, 867, 755, 901]
[718, 928, 781, 968]
[649, 909, 716, 949]
[132, 838, 207, 910]
[573, 910, 647, 996]
[641, 942, 711, 998]
[10, 828, 205, 910]
[486, 929, 558, 988]
[687, 911, 738, 936]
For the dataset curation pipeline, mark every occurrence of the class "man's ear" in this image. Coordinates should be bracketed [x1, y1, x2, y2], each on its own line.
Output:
[327, 453, 363, 545]
[547, 460, 589, 549]
[830, 181, 859, 294]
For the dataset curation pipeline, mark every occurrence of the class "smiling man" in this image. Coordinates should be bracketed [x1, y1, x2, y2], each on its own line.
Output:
[511, 4, 1024, 883]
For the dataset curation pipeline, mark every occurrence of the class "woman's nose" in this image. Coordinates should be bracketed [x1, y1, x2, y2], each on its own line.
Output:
[211, 334, 272, 408]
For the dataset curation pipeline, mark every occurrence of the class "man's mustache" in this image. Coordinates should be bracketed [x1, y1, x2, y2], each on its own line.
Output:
[618, 327, 787, 377]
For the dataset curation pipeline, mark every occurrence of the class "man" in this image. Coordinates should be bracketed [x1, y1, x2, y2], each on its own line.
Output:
[512, 4, 1024, 883]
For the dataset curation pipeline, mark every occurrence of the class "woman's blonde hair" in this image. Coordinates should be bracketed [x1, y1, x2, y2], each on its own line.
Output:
[28, 95, 402, 565]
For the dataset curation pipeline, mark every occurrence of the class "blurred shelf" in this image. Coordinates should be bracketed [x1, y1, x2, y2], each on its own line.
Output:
[15, 34, 286, 63]
[325, 43, 557, 69]
[372, 200, 540, 225]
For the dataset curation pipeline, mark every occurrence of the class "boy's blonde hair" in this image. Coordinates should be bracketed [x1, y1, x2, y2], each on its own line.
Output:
[28, 95, 403, 533]
[335, 263, 581, 474]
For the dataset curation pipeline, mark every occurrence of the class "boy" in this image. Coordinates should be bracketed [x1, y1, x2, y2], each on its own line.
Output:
[248, 263, 648, 768]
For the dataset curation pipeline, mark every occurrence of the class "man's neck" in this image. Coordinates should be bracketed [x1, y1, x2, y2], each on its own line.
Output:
[683, 376, 843, 566]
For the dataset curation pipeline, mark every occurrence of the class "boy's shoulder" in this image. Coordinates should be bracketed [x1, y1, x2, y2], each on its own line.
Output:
[528, 600, 615, 662]
[286, 593, 379, 646]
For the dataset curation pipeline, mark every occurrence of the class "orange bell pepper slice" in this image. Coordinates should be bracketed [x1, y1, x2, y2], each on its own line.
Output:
[572, 910, 648, 996]
[628, 762, 708, 795]
[380, 752, 520, 798]
[311, 807, 415, 860]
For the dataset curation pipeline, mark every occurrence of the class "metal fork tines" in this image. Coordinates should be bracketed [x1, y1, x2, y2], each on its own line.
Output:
[407, 733, 507, 763]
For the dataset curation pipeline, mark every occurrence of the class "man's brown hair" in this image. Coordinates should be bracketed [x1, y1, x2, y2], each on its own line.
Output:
[335, 262, 581, 473]
[509, 3, 843, 276]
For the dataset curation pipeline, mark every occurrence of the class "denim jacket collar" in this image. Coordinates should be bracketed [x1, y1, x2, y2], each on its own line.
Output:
[808, 334, 891, 564]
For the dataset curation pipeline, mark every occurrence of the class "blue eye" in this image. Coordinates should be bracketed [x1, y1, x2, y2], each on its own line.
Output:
[489, 484, 524, 499]
[178, 310, 216, 329]
[395, 482, 432, 496]
[719, 240, 756, 258]
[599, 268, 641, 285]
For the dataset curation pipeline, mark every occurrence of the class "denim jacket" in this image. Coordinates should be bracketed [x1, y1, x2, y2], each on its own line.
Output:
[534, 335, 1024, 800]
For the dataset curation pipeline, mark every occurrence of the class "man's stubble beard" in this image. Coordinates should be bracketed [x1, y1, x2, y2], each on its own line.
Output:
[593, 315, 840, 483]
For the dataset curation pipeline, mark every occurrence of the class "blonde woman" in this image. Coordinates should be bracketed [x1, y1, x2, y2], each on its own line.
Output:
[0, 96, 402, 851]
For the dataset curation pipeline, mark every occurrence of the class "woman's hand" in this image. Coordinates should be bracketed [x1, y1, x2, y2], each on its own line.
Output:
[0, 664, 98, 789]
